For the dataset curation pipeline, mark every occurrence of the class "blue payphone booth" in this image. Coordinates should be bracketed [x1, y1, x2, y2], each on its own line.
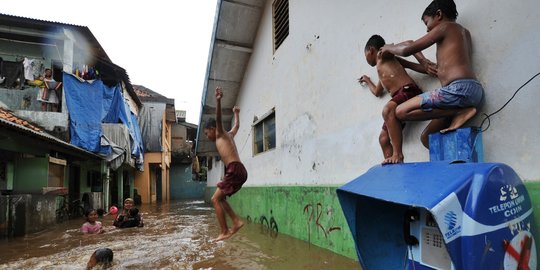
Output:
[337, 161, 537, 269]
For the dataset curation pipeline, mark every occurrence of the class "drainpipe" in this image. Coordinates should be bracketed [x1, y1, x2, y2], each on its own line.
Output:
[104, 166, 110, 209]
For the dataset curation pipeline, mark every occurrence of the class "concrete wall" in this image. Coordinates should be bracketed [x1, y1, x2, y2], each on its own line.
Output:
[222, 0, 540, 186]
[170, 163, 205, 200]
[0, 194, 56, 238]
[0, 86, 69, 131]
[230, 186, 357, 259]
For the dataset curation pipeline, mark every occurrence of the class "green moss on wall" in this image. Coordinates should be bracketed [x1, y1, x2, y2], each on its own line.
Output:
[206, 186, 357, 260]
[524, 181, 540, 247]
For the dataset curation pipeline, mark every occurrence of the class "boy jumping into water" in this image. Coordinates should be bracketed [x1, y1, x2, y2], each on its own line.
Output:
[204, 87, 247, 241]
[359, 35, 432, 164]
[381, 0, 484, 147]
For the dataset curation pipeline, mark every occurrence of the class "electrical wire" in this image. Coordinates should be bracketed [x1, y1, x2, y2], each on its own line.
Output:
[239, 129, 252, 155]
[477, 72, 540, 132]
[403, 245, 409, 270]
[465, 72, 540, 161]
[410, 245, 416, 270]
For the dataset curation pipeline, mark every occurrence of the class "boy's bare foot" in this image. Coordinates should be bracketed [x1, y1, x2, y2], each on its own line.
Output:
[440, 107, 476, 133]
[213, 232, 233, 242]
[230, 220, 245, 235]
[382, 154, 404, 164]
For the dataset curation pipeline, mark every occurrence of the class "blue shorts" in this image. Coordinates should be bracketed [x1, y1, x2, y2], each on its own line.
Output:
[420, 79, 484, 111]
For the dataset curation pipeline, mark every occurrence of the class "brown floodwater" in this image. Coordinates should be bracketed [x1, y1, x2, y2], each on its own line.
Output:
[0, 200, 359, 269]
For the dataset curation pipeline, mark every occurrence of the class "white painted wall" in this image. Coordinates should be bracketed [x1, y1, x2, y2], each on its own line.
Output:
[224, 0, 540, 186]
[207, 158, 225, 187]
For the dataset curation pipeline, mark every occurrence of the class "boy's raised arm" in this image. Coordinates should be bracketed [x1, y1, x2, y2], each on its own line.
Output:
[215, 87, 225, 136]
[229, 106, 240, 137]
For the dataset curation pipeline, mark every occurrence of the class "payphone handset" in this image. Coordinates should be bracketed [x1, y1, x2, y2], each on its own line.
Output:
[405, 208, 454, 270]
[404, 209, 420, 246]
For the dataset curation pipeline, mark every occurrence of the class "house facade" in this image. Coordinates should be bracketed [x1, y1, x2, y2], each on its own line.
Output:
[0, 108, 103, 237]
[196, 0, 540, 259]
[0, 14, 144, 235]
[133, 85, 175, 203]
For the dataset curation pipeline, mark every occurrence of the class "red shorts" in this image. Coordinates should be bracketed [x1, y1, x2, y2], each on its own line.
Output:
[217, 162, 248, 197]
[382, 83, 422, 131]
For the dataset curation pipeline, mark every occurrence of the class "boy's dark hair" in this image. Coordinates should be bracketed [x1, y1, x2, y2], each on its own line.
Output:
[204, 118, 216, 129]
[365, 35, 386, 51]
[88, 248, 113, 268]
[422, 0, 458, 21]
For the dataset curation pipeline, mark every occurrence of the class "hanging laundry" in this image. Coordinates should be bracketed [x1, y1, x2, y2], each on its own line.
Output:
[23, 58, 35, 80]
[1, 60, 24, 89]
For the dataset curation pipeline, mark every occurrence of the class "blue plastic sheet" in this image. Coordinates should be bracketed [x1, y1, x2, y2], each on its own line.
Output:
[63, 74, 105, 153]
[63, 73, 144, 169]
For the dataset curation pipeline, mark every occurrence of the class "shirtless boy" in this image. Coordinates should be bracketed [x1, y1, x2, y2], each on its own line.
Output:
[203, 87, 247, 241]
[359, 35, 431, 164]
[381, 0, 484, 147]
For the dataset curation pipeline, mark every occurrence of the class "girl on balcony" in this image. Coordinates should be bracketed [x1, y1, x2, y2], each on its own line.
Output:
[37, 68, 62, 112]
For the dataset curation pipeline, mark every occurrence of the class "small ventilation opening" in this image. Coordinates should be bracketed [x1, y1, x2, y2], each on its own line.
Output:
[272, 0, 289, 52]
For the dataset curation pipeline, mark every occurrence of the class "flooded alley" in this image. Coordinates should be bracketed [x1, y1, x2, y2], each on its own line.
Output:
[0, 200, 358, 269]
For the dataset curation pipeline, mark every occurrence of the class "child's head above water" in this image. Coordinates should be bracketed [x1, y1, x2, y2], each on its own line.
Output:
[84, 209, 98, 222]
[123, 198, 134, 208]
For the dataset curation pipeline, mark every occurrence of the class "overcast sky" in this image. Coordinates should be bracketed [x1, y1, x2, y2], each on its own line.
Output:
[2, 0, 218, 124]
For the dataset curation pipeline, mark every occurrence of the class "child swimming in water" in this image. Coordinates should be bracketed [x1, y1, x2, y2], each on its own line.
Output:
[81, 209, 105, 234]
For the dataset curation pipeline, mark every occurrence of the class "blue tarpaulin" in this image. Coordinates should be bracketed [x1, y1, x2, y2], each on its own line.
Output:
[63, 73, 144, 169]
[63, 74, 106, 153]
[337, 161, 537, 270]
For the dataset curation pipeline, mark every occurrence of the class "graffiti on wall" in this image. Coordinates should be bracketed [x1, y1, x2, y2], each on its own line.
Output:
[303, 202, 341, 244]
[246, 209, 279, 238]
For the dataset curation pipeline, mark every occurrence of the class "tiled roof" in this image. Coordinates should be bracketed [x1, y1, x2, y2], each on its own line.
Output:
[0, 108, 101, 159]
[133, 85, 174, 104]
[0, 108, 41, 132]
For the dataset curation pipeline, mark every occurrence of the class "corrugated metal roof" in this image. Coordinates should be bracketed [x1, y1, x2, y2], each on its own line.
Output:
[196, 0, 267, 156]
[0, 13, 85, 27]
[0, 13, 111, 61]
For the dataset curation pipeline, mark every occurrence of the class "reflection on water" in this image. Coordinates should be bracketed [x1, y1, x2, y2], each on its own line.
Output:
[0, 200, 358, 269]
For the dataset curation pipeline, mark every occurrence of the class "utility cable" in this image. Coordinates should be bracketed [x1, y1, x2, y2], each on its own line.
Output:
[477, 72, 540, 132]
[466, 72, 539, 160]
